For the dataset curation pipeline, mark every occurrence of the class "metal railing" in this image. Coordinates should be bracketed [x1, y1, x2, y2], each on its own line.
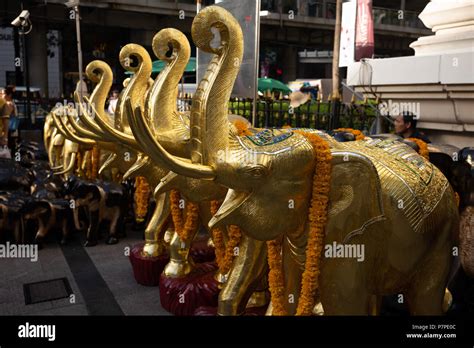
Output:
[179, 94, 379, 131]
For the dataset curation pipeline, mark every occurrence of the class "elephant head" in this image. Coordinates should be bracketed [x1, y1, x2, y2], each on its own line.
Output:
[92, 29, 193, 185]
[63, 175, 99, 230]
[128, 5, 317, 242]
[80, 44, 154, 176]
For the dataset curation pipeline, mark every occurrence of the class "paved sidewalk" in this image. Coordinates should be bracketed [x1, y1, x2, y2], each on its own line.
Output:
[0, 227, 169, 316]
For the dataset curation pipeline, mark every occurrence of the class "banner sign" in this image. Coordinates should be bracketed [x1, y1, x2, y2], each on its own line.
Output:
[339, 0, 357, 67]
[355, 0, 375, 61]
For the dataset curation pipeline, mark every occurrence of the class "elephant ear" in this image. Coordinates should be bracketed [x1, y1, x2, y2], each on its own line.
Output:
[327, 152, 385, 243]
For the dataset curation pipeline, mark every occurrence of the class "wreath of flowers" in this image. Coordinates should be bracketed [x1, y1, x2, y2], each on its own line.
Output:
[75, 151, 82, 176]
[91, 145, 100, 180]
[266, 130, 332, 316]
[335, 128, 365, 141]
[134, 176, 151, 223]
[407, 137, 430, 161]
[210, 200, 242, 275]
[170, 189, 199, 243]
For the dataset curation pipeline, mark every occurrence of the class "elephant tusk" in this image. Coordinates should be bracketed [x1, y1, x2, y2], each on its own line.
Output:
[55, 152, 77, 175]
[99, 152, 118, 175]
[154, 171, 179, 196]
[122, 153, 148, 181]
[51, 164, 64, 171]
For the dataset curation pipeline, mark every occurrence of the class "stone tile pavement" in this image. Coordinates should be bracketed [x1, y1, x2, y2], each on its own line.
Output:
[0, 226, 169, 316]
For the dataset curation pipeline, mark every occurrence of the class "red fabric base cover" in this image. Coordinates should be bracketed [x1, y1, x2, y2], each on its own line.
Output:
[159, 262, 220, 316]
[194, 305, 268, 316]
[189, 236, 215, 264]
[129, 242, 170, 286]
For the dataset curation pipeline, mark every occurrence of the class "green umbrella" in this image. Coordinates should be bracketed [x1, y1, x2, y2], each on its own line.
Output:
[126, 57, 196, 75]
[258, 77, 292, 94]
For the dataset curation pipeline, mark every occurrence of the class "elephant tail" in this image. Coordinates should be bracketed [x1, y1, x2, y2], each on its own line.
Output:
[459, 206, 474, 278]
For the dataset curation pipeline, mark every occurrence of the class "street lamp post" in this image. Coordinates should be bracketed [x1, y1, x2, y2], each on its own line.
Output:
[20, 25, 32, 128]
[11, 9, 33, 128]
[330, 0, 343, 130]
[252, 0, 262, 127]
[66, 0, 84, 100]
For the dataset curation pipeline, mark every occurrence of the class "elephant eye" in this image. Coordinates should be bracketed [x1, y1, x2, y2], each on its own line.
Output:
[242, 165, 268, 178]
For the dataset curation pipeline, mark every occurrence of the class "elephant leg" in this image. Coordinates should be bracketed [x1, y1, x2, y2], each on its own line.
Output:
[368, 295, 382, 316]
[60, 217, 69, 245]
[282, 234, 306, 315]
[14, 218, 23, 244]
[320, 258, 371, 315]
[34, 218, 48, 247]
[405, 250, 451, 315]
[163, 229, 196, 278]
[163, 199, 200, 278]
[459, 206, 474, 278]
[218, 236, 268, 316]
[405, 213, 454, 315]
[106, 207, 120, 245]
[142, 192, 170, 257]
[84, 208, 100, 247]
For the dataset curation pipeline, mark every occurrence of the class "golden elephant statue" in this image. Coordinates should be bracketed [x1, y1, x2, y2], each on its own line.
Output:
[139, 5, 460, 316]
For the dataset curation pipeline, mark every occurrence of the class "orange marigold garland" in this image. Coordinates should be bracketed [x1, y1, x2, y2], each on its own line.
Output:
[407, 137, 430, 161]
[233, 120, 252, 136]
[91, 145, 100, 180]
[266, 239, 288, 315]
[265, 130, 332, 316]
[75, 151, 82, 176]
[294, 130, 332, 315]
[210, 200, 242, 275]
[210, 200, 226, 268]
[85, 150, 93, 179]
[222, 225, 242, 274]
[335, 128, 365, 141]
[170, 189, 199, 243]
[134, 176, 151, 223]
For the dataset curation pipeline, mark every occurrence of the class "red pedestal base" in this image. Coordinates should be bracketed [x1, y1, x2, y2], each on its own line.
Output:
[190, 236, 215, 264]
[129, 243, 169, 286]
[194, 305, 268, 316]
[159, 262, 220, 316]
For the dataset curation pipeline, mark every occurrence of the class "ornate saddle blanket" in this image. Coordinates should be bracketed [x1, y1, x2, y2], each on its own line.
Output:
[337, 138, 450, 234]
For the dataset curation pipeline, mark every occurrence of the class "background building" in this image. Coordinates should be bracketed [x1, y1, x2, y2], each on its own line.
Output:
[0, 0, 430, 100]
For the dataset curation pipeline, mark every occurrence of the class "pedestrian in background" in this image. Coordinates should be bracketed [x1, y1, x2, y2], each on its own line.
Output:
[107, 89, 119, 115]
[0, 86, 16, 158]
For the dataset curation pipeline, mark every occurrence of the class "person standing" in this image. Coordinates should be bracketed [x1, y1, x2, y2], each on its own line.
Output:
[393, 111, 431, 143]
[107, 89, 119, 115]
[0, 86, 16, 149]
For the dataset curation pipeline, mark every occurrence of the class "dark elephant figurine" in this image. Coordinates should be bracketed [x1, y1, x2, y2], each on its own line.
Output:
[423, 146, 474, 313]
[64, 176, 128, 247]
[21, 198, 72, 246]
[16, 141, 48, 168]
[0, 191, 29, 243]
[0, 158, 33, 191]
[453, 148, 474, 278]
